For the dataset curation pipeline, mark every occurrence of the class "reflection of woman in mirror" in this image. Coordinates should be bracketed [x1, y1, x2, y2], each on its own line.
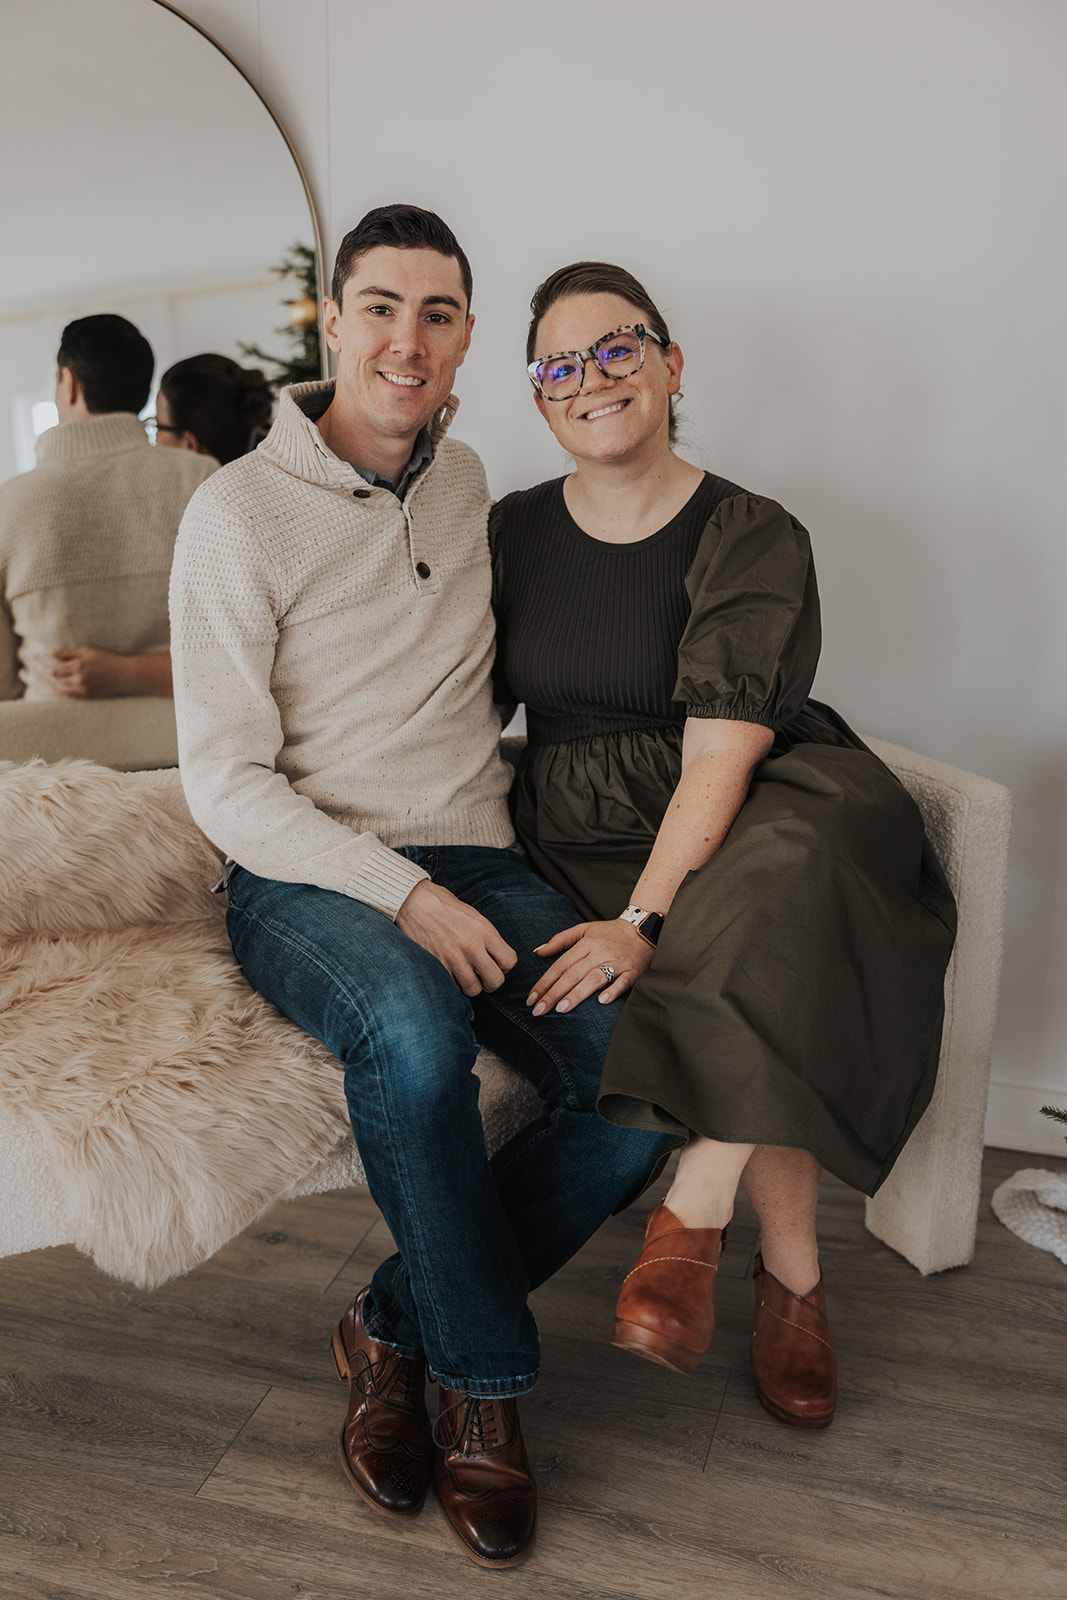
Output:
[51, 356, 273, 700]
[155, 354, 274, 466]
[491, 261, 956, 1427]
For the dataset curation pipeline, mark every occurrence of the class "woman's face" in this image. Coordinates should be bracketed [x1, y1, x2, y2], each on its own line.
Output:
[153, 390, 182, 449]
[530, 291, 682, 465]
[154, 391, 203, 453]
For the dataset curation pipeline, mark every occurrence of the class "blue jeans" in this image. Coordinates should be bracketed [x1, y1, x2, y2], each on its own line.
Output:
[225, 845, 667, 1396]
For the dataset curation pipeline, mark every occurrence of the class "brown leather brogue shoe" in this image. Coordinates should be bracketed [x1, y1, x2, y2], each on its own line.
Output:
[750, 1253, 837, 1428]
[610, 1202, 728, 1374]
[330, 1288, 433, 1517]
[433, 1388, 537, 1567]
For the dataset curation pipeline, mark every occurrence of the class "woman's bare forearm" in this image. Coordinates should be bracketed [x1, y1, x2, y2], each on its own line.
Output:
[125, 651, 173, 696]
[526, 715, 775, 1014]
[629, 718, 773, 914]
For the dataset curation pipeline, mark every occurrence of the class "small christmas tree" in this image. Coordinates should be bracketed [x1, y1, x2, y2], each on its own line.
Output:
[1040, 1105, 1067, 1143]
[239, 242, 322, 391]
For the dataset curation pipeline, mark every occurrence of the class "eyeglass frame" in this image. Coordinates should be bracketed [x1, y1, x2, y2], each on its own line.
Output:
[527, 323, 669, 401]
[143, 417, 182, 439]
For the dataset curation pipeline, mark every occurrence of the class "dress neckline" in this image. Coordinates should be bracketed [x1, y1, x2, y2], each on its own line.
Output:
[553, 471, 716, 553]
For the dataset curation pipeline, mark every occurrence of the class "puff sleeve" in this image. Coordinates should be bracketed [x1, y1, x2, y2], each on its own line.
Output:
[674, 493, 821, 729]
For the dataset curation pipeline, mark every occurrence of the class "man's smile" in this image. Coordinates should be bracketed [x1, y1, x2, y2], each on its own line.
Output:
[380, 371, 425, 387]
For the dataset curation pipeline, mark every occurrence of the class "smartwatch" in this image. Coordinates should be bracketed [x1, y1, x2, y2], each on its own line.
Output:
[619, 905, 665, 947]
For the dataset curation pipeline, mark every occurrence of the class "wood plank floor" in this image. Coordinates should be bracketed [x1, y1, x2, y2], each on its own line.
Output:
[1, 1145, 1065, 1600]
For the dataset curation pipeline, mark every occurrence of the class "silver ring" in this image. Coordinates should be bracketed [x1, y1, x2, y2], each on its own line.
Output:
[598, 963, 616, 984]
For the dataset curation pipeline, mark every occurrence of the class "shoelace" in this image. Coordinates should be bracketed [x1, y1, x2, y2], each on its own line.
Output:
[433, 1394, 503, 1453]
[352, 1347, 422, 1409]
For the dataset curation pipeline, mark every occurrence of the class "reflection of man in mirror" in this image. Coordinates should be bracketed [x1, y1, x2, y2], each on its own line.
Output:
[0, 313, 216, 701]
[170, 204, 666, 1570]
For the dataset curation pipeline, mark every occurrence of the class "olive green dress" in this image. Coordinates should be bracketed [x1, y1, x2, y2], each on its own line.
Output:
[490, 473, 956, 1197]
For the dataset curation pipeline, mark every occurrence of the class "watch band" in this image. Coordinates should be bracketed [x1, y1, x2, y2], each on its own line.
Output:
[619, 905, 665, 946]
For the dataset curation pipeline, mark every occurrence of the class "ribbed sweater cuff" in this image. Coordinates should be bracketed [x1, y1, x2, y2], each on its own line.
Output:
[346, 846, 430, 920]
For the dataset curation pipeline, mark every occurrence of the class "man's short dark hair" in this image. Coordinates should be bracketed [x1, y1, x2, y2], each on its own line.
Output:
[331, 204, 473, 311]
[56, 314, 155, 416]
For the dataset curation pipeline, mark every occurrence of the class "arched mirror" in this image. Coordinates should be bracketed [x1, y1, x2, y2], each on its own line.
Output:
[0, 0, 324, 484]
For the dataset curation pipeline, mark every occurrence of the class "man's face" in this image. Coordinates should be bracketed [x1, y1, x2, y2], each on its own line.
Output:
[323, 245, 473, 445]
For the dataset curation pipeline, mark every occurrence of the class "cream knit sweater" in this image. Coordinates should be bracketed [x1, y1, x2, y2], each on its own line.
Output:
[170, 381, 514, 919]
[0, 413, 216, 699]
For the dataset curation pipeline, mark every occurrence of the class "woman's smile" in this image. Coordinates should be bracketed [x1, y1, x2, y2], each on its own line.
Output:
[581, 398, 631, 421]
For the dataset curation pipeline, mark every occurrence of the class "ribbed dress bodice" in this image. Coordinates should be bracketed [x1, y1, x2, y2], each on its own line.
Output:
[491, 473, 740, 744]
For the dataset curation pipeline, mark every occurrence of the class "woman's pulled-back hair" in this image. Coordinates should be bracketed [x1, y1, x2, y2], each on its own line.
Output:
[159, 354, 274, 465]
[526, 261, 678, 442]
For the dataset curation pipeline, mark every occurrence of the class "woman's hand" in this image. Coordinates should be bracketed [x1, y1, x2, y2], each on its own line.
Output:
[49, 647, 133, 698]
[49, 648, 173, 698]
[527, 918, 655, 1015]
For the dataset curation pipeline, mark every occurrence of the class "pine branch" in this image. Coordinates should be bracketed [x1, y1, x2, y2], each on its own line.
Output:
[239, 242, 321, 392]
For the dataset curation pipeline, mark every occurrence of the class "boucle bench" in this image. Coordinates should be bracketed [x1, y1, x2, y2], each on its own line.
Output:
[0, 693, 179, 771]
[0, 738, 1011, 1285]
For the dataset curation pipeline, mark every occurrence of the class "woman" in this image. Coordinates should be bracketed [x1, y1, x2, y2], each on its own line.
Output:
[155, 353, 273, 466]
[491, 263, 956, 1428]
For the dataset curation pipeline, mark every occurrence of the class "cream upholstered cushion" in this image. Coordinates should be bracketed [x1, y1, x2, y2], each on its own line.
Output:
[862, 738, 1012, 1274]
[0, 694, 179, 771]
[0, 1116, 66, 1260]
[0, 740, 1011, 1281]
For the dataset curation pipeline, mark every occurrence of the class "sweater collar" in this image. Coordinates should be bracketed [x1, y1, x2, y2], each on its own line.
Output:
[257, 379, 460, 489]
[35, 412, 151, 464]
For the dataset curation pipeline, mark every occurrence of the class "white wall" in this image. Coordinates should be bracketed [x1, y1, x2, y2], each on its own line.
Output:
[181, 0, 1066, 1154]
[0, 0, 312, 316]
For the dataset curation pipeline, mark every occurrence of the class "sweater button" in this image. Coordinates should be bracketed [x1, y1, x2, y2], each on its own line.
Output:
[353, 488, 371, 499]
[415, 561, 431, 579]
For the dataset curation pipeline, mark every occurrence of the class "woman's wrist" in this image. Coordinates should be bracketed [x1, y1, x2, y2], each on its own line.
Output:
[618, 905, 665, 946]
[114, 652, 139, 695]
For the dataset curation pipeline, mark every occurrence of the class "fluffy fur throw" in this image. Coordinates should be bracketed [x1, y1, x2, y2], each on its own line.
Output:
[0, 760, 351, 1288]
[0, 758, 222, 939]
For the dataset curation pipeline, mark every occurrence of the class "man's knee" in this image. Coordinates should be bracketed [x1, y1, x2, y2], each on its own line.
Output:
[341, 970, 480, 1118]
[555, 997, 621, 1108]
[226, 870, 478, 1097]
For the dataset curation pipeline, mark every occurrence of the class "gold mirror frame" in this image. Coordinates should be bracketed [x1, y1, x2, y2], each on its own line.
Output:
[153, 0, 327, 378]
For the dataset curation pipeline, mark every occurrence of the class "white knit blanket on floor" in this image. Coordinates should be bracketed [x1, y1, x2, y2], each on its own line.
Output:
[990, 1168, 1067, 1265]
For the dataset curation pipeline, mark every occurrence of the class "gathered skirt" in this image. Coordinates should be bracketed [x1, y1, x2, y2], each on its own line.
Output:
[512, 709, 957, 1196]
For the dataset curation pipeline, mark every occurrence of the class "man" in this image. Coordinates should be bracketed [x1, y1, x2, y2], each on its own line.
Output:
[169, 204, 666, 1569]
[0, 313, 215, 701]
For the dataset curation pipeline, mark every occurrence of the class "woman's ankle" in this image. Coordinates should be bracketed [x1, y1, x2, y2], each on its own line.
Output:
[661, 1188, 733, 1232]
[758, 1242, 820, 1298]
[662, 1136, 753, 1230]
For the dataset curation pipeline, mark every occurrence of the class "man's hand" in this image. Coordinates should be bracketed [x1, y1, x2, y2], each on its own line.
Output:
[395, 879, 517, 997]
